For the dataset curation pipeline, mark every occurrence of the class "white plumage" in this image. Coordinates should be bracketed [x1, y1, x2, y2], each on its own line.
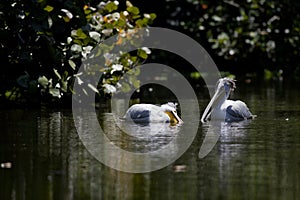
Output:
[124, 102, 182, 124]
[201, 78, 255, 122]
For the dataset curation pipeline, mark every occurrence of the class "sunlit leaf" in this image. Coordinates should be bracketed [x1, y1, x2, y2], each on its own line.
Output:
[76, 76, 84, 85]
[49, 88, 61, 98]
[137, 49, 148, 59]
[71, 44, 82, 52]
[84, 9, 92, 15]
[126, 1, 133, 7]
[76, 29, 87, 39]
[264, 69, 273, 80]
[103, 84, 116, 93]
[150, 13, 157, 20]
[132, 67, 140, 76]
[44, 5, 54, 12]
[5, 88, 21, 101]
[115, 19, 126, 27]
[61, 9, 73, 19]
[111, 64, 123, 74]
[136, 19, 147, 27]
[141, 47, 151, 54]
[121, 82, 131, 92]
[144, 14, 151, 19]
[82, 88, 88, 96]
[53, 69, 61, 80]
[68, 60, 76, 70]
[190, 72, 201, 80]
[88, 83, 99, 93]
[38, 76, 49, 88]
[63, 16, 71, 22]
[212, 15, 222, 22]
[102, 29, 113, 36]
[105, 1, 118, 12]
[127, 6, 139, 15]
[89, 31, 101, 42]
[132, 78, 140, 89]
[47, 17, 53, 28]
[67, 37, 72, 44]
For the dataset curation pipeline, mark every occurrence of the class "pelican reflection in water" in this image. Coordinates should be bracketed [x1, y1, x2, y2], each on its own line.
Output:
[201, 78, 255, 123]
[124, 102, 183, 124]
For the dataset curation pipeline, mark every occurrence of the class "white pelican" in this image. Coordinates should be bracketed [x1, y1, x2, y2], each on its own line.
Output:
[124, 102, 183, 124]
[201, 78, 255, 123]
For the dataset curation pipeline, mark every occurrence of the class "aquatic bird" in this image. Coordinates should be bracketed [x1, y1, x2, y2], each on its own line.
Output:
[124, 102, 183, 124]
[201, 78, 255, 123]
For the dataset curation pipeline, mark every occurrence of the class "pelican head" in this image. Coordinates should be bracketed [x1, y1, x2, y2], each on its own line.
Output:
[161, 102, 183, 124]
[201, 78, 236, 122]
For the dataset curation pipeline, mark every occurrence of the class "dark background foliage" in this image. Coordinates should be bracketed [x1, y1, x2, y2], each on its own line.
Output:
[1, 0, 300, 104]
[132, 0, 300, 77]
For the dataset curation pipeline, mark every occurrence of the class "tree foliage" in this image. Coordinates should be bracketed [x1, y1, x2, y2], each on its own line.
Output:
[0, 0, 155, 103]
[132, 0, 300, 77]
[2, 0, 300, 104]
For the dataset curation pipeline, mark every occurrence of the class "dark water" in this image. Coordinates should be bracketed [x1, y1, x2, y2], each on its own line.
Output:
[1, 82, 300, 200]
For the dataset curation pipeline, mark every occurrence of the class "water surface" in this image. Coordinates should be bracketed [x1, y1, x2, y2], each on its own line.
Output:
[1, 82, 300, 199]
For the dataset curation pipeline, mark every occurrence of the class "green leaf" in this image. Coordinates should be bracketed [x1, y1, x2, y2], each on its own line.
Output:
[137, 49, 148, 59]
[89, 31, 101, 42]
[190, 72, 201, 80]
[63, 16, 70, 22]
[38, 76, 49, 88]
[130, 56, 137, 63]
[63, 71, 69, 79]
[49, 88, 61, 98]
[103, 84, 116, 94]
[88, 83, 99, 93]
[132, 15, 141, 20]
[73, 39, 83, 45]
[127, 67, 140, 76]
[5, 87, 21, 101]
[84, 9, 92, 15]
[76, 29, 87, 39]
[72, 29, 87, 40]
[131, 77, 140, 89]
[133, 67, 140, 76]
[105, 2, 118, 12]
[54, 69, 62, 80]
[68, 60, 76, 70]
[121, 82, 131, 93]
[44, 5, 54, 12]
[61, 9, 73, 22]
[61, 80, 68, 92]
[127, 6, 139, 15]
[136, 19, 144, 27]
[212, 15, 222, 22]
[71, 44, 82, 52]
[150, 13, 157, 20]
[264, 69, 273, 80]
[115, 19, 126, 27]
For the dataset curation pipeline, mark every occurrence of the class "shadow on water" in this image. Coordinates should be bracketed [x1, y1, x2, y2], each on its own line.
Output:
[1, 81, 300, 199]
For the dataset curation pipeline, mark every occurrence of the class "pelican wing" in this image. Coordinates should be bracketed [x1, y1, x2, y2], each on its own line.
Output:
[226, 100, 253, 122]
[124, 104, 170, 123]
[125, 104, 151, 123]
[129, 109, 150, 121]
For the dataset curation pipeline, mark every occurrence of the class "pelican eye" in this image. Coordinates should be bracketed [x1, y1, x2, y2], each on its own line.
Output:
[226, 80, 235, 89]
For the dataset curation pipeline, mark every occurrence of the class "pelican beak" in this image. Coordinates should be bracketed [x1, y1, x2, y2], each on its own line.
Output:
[201, 87, 225, 123]
[172, 110, 183, 124]
[165, 111, 183, 124]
